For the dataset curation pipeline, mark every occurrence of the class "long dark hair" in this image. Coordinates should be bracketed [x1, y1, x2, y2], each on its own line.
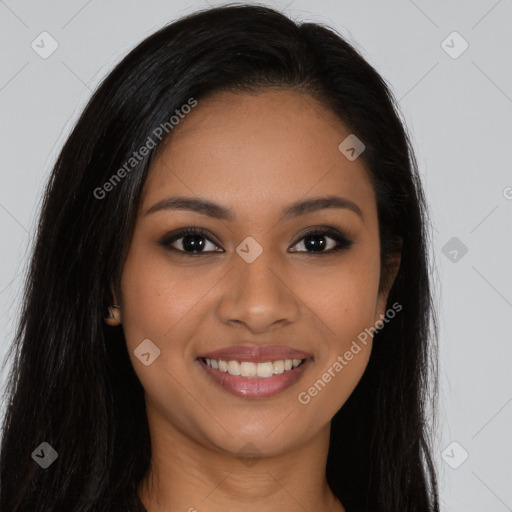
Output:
[0, 4, 439, 511]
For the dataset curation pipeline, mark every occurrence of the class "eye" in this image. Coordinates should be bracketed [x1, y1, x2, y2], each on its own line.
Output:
[289, 227, 354, 254]
[158, 227, 223, 254]
[159, 226, 354, 256]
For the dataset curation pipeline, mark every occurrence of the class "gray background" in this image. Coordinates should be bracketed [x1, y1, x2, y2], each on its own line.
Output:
[1, 1, 511, 510]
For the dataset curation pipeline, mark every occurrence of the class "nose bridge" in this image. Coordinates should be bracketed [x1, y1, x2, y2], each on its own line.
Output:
[216, 240, 299, 331]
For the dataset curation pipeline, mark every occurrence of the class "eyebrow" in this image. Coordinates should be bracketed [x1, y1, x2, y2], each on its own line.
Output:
[144, 194, 363, 221]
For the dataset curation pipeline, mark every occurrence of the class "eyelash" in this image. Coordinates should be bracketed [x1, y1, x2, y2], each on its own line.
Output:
[158, 225, 354, 256]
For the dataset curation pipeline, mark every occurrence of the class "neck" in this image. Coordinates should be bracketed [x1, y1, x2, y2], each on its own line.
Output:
[137, 402, 345, 512]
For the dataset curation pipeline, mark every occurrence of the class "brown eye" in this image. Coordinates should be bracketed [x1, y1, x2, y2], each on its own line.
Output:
[289, 228, 353, 254]
[159, 227, 223, 254]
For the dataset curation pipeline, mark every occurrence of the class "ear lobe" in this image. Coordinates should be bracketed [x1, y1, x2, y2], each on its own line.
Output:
[105, 282, 122, 325]
[374, 250, 402, 325]
[104, 305, 121, 326]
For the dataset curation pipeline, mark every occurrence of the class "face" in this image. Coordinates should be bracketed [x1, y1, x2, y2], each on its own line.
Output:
[114, 89, 399, 458]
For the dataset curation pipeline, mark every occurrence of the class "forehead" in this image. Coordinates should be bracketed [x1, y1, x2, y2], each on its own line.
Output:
[142, 90, 376, 223]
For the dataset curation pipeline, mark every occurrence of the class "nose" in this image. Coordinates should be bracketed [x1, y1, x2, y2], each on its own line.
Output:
[216, 248, 300, 334]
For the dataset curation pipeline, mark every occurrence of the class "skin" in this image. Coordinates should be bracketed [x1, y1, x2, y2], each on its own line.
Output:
[107, 89, 400, 512]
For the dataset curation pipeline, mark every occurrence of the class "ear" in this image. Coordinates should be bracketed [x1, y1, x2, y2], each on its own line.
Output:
[104, 283, 122, 326]
[374, 249, 401, 327]
[104, 305, 121, 326]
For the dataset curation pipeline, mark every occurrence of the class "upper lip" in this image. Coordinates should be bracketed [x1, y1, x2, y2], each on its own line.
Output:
[197, 345, 313, 363]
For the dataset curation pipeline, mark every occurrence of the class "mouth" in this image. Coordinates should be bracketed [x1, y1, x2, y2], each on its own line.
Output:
[196, 345, 313, 399]
[199, 357, 307, 377]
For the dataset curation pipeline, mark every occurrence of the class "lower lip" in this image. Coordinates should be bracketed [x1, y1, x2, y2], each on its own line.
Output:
[198, 358, 313, 399]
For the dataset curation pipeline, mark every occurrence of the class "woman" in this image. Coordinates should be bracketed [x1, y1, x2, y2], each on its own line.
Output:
[0, 4, 439, 511]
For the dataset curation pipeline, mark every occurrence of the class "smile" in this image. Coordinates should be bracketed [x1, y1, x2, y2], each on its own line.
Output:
[197, 354, 313, 399]
[201, 357, 305, 378]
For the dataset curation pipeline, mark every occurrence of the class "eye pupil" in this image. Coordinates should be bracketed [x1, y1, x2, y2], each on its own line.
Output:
[162, 227, 350, 256]
[304, 235, 326, 252]
[183, 235, 205, 252]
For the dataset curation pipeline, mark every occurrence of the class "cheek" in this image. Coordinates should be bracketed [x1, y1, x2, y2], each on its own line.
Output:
[119, 246, 215, 395]
[295, 277, 377, 428]
[294, 248, 382, 343]
[292, 250, 380, 420]
[119, 242, 206, 346]
[296, 344, 371, 433]
[117, 255, 231, 449]
[119, 253, 200, 426]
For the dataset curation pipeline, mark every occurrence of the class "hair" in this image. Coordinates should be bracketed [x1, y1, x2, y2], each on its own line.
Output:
[0, 3, 439, 511]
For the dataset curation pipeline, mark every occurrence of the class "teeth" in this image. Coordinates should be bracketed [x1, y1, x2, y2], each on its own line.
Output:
[204, 358, 305, 378]
[227, 360, 241, 375]
[273, 360, 284, 374]
[258, 362, 274, 378]
[240, 362, 257, 377]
